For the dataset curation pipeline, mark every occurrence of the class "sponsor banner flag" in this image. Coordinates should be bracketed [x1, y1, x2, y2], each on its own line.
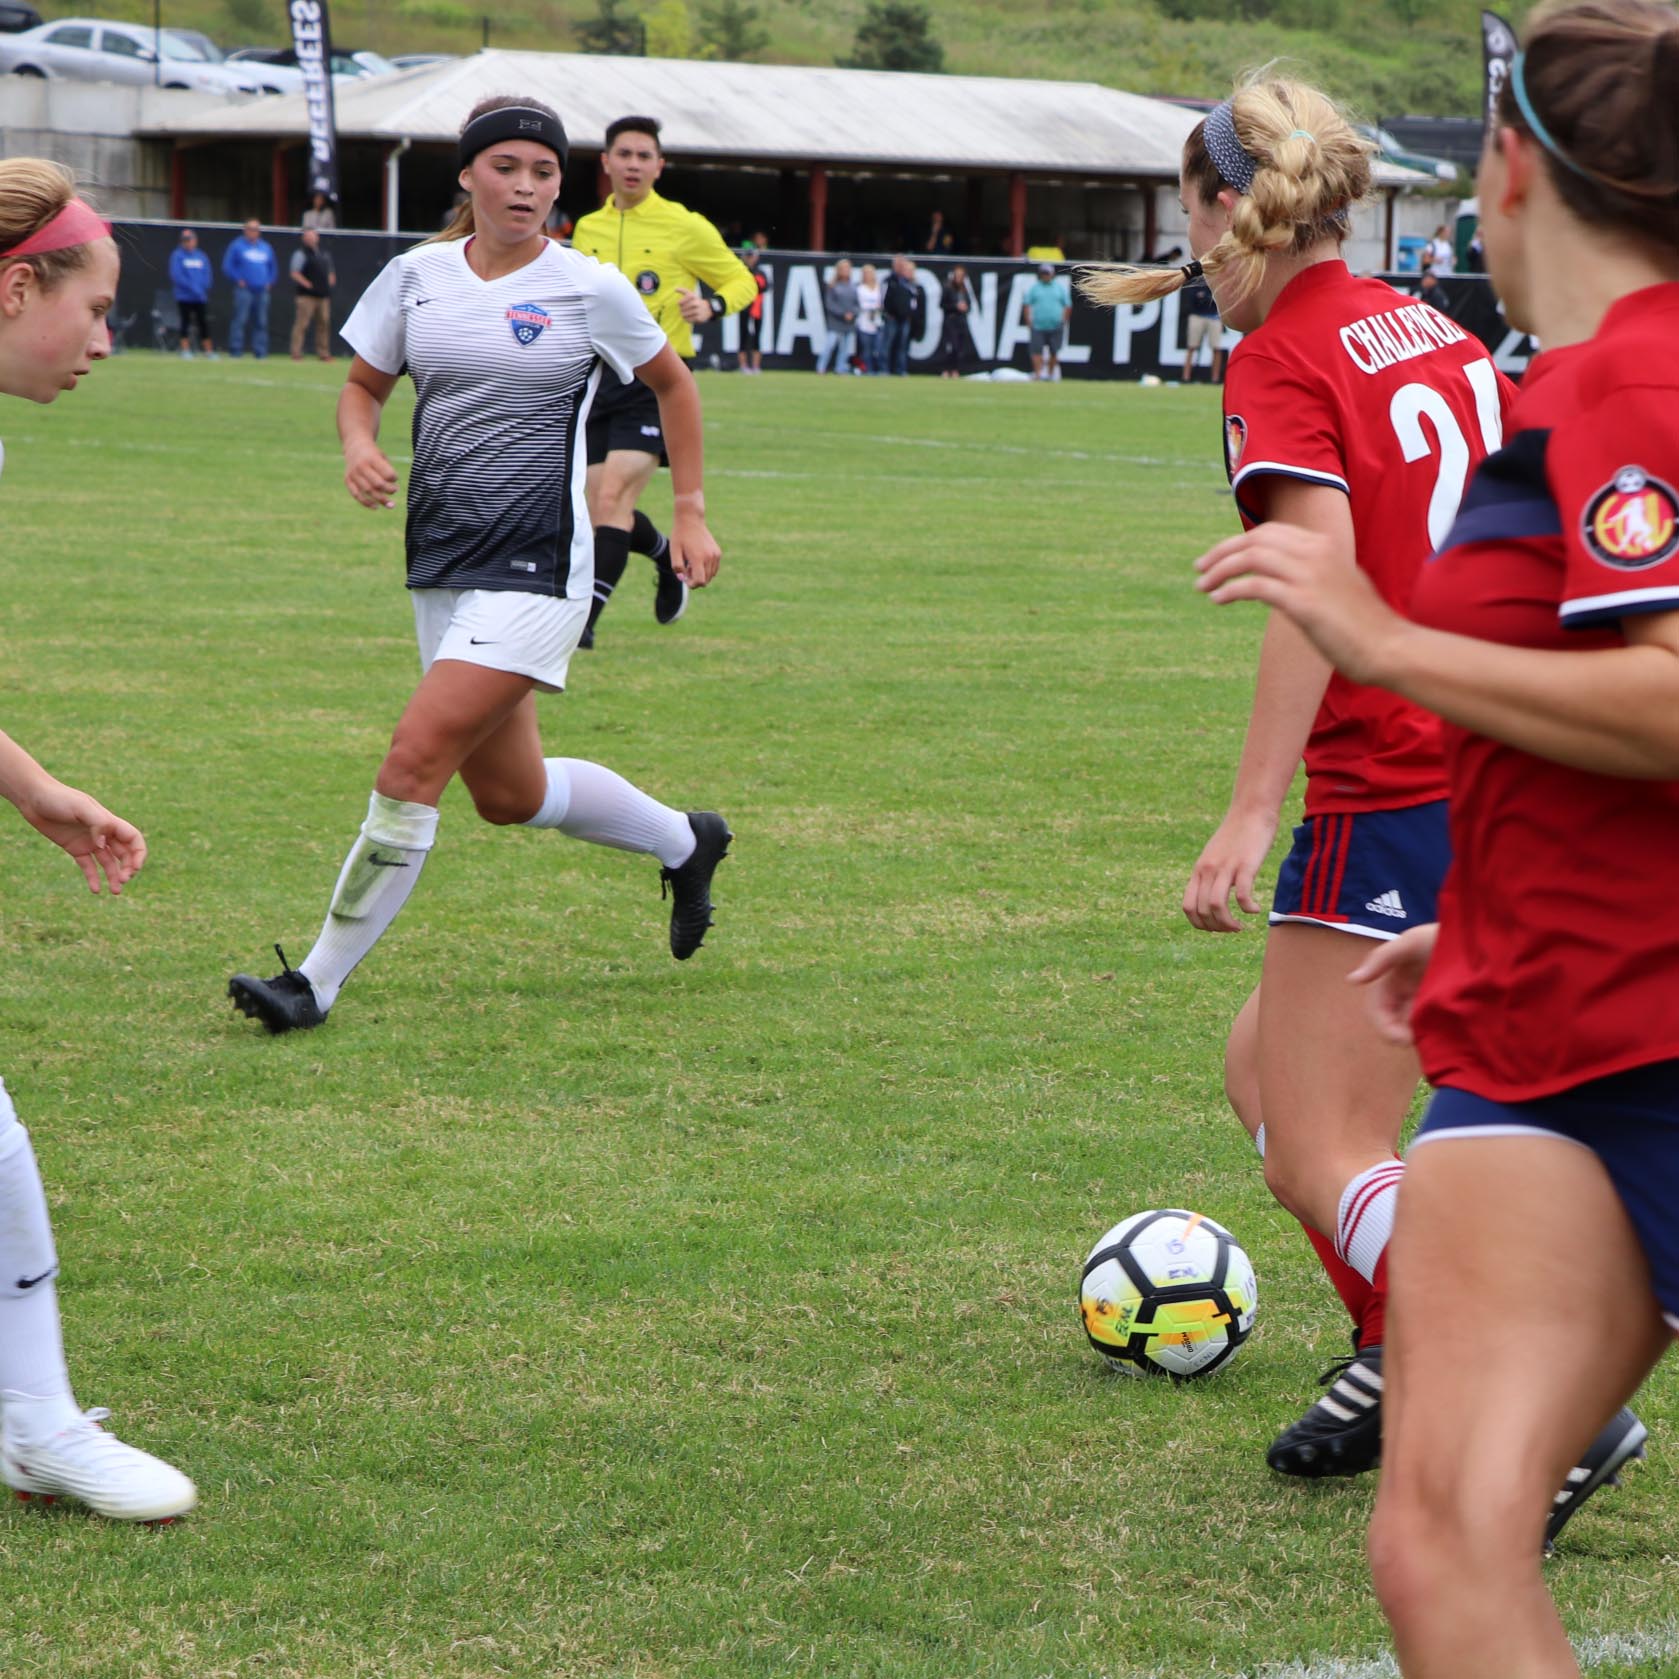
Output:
[1482, 10, 1518, 137]
[290, 0, 341, 203]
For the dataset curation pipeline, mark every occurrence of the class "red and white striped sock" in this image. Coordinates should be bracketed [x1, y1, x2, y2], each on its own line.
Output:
[1335, 1160, 1405, 1288]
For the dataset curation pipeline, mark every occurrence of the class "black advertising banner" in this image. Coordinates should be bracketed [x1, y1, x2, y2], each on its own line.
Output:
[290, 0, 340, 203]
[105, 227, 1541, 380]
[1482, 11, 1518, 136]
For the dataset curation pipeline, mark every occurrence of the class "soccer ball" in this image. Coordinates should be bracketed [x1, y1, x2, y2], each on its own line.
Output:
[1079, 1209, 1258, 1379]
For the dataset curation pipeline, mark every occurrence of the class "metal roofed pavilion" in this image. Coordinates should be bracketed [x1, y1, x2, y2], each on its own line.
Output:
[149, 50, 1208, 176]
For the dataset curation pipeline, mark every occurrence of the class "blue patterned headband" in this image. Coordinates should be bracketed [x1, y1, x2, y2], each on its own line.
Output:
[1204, 102, 1258, 194]
[1509, 52, 1594, 182]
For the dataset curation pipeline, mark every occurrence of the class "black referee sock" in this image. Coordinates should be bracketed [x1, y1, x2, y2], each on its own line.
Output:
[630, 509, 672, 573]
[589, 524, 632, 631]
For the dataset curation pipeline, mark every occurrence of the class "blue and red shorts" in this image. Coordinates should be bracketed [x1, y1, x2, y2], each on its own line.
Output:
[1415, 1060, 1679, 1330]
[1270, 800, 1450, 942]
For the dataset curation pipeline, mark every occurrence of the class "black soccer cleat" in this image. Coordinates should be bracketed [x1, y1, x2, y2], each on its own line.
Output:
[653, 559, 689, 627]
[228, 944, 326, 1035]
[660, 812, 731, 960]
[1267, 1347, 1384, 1478]
[1546, 1405, 1647, 1550]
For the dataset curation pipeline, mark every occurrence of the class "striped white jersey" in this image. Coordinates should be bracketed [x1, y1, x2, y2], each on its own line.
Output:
[344, 238, 667, 598]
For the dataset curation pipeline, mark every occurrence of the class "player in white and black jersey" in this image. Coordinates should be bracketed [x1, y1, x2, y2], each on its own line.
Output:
[228, 95, 732, 1034]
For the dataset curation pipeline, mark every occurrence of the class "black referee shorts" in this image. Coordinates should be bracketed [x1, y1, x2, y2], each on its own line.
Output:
[586, 374, 667, 467]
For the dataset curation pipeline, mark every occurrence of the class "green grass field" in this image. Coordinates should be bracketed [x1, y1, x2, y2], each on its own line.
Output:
[0, 359, 1674, 1679]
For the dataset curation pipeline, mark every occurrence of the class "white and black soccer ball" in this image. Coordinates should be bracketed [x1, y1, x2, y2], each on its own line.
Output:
[1079, 1209, 1258, 1379]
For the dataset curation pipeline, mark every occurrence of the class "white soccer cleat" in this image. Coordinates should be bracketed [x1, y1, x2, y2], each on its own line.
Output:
[3, 1408, 197, 1523]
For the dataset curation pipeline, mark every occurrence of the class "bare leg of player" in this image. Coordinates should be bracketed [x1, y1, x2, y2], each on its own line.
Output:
[1371, 1135, 1669, 1678]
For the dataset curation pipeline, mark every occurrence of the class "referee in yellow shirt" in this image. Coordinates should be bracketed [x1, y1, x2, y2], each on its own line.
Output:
[572, 115, 758, 647]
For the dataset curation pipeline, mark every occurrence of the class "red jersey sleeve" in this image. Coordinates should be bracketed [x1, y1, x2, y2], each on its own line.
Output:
[1222, 347, 1347, 528]
[1550, 386, 1679, 629]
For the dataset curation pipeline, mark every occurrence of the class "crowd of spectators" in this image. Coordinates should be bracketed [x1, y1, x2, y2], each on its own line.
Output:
[168, 209, 337, 362]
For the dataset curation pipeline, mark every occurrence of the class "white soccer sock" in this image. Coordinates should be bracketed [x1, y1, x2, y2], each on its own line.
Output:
[523, 759, 695, 869]
[1253, 1123, 1266, 1159]
[1335, 1160, 1406, 1286]
[299, 792, 439, 1012]
[0, 1083, 79, 1443]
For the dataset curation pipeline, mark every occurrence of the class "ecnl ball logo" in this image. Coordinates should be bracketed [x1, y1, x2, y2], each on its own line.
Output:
[1583, 466, 1679, 570]
[506, 303, 550, 347]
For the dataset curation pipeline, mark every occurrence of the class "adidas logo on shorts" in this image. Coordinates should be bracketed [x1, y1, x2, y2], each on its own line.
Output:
[1365, 889, 1406, 919]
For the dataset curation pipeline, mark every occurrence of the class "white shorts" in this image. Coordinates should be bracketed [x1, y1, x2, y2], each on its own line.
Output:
[412, 588, 588, 695]
[1186, 314, 1224, 351]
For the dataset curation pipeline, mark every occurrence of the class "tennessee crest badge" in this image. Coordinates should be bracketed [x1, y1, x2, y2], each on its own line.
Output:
[1225, 414, 1247, 476]
[506, 303, 550, 347]
[1582, 466, 1679, 570]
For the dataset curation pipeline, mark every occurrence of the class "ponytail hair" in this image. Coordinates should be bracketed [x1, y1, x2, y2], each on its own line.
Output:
[1497, 0, 1679, 254]
[426, 92, 565, 245]
[1080, 76, 1372, 309]
[0, 158, 99, 291]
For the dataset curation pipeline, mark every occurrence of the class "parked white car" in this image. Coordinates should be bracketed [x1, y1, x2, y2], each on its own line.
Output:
[164, 27, 300, 93]
[0, 17, 264, 90]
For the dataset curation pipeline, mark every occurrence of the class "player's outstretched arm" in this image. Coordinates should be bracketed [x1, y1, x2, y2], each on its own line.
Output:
[1183, 479, 1350, 934]
[682, 215, 760, 317]
[339, 356, 402, 510]
[0, 731, 145, 894]
[637, 344, 721, 588]
[1197, 527, 1679, 779]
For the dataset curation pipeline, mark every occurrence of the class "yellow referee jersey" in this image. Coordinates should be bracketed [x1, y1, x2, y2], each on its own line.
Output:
[572, 187, 758, 361]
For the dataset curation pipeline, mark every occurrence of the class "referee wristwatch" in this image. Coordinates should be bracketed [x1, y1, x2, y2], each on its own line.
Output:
[707, 295, 724, 318]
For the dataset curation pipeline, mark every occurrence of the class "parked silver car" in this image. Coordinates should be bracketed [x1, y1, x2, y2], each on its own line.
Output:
[0, 17, 263, 91]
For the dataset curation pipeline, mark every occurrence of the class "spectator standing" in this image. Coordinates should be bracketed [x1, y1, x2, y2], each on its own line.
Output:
[1416, 268, 1452, 319]
[223, 218, 277, 359]
[1180, 268, 1225, 384]
[881, 254, 923, 376]
[300, 191, 336, 232]
[855, 262, 884, 374]
[922, 209, 946, 254]
[939, 264, 971, 378]
[1427, 223, 1454, 275]
[815, 257, 859, 374]
[1464, 224, 1485, 273]
[1023, 260, 1072, 381]
[168, 227, 215, 359]
[738, 246, 768, 374]
[288, 226, 336, 361]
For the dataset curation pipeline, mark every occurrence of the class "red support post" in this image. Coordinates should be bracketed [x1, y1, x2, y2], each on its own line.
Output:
[808, 164, 828, 253]
[1142, 183, 1157, 264]
[271, 143, 289, 228]
[1007, 172, 1027, 257]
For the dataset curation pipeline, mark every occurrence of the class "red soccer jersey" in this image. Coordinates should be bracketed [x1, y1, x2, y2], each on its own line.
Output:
[1409, 283, 1679, 1101]
[1223, 261, 1516, 816]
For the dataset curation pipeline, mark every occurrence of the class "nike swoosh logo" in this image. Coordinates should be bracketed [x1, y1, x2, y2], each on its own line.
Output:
[414, 297, 434, 307]
[368, 853, 409, 869]
[16, 1271, 52, 1290]
[469, 637, 499, 645]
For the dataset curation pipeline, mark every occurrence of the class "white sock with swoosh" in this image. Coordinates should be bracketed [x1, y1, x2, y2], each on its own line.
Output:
[0, 1084, 79, 1443]
[299, 791, 439, 1011]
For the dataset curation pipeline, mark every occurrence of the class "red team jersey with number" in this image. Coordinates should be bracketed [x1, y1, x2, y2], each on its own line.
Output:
[1409, 284, 1679, 1101]
[1222, 261, 1515, 816]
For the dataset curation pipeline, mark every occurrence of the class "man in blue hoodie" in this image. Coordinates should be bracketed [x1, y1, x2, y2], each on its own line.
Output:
[223, 218, 277, 359]
[168, 228, 215, 359]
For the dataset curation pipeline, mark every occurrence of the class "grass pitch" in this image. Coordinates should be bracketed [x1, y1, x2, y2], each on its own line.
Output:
[0, 359, 1673, 1679]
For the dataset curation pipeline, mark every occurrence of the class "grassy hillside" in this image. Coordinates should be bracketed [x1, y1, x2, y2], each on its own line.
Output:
[31, 0, 1527, 118]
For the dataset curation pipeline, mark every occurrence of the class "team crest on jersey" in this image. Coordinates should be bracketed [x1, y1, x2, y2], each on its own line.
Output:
[1582, 466, 1679, 570]
[506, 303, 550, 346]
[635, 269, 661, 296]
[1225, 414, 1247, 475]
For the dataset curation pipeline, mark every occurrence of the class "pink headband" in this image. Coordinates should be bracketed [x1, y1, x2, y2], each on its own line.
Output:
[0, 199, 113, 261]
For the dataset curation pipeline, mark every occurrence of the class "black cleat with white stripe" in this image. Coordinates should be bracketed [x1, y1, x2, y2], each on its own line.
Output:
[1267, 1348, 1384, 1478]
[1546, 1405, 1647, 1549]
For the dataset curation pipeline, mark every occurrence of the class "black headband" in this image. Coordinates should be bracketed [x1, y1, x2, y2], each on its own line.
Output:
[458, 106, 569, 171]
